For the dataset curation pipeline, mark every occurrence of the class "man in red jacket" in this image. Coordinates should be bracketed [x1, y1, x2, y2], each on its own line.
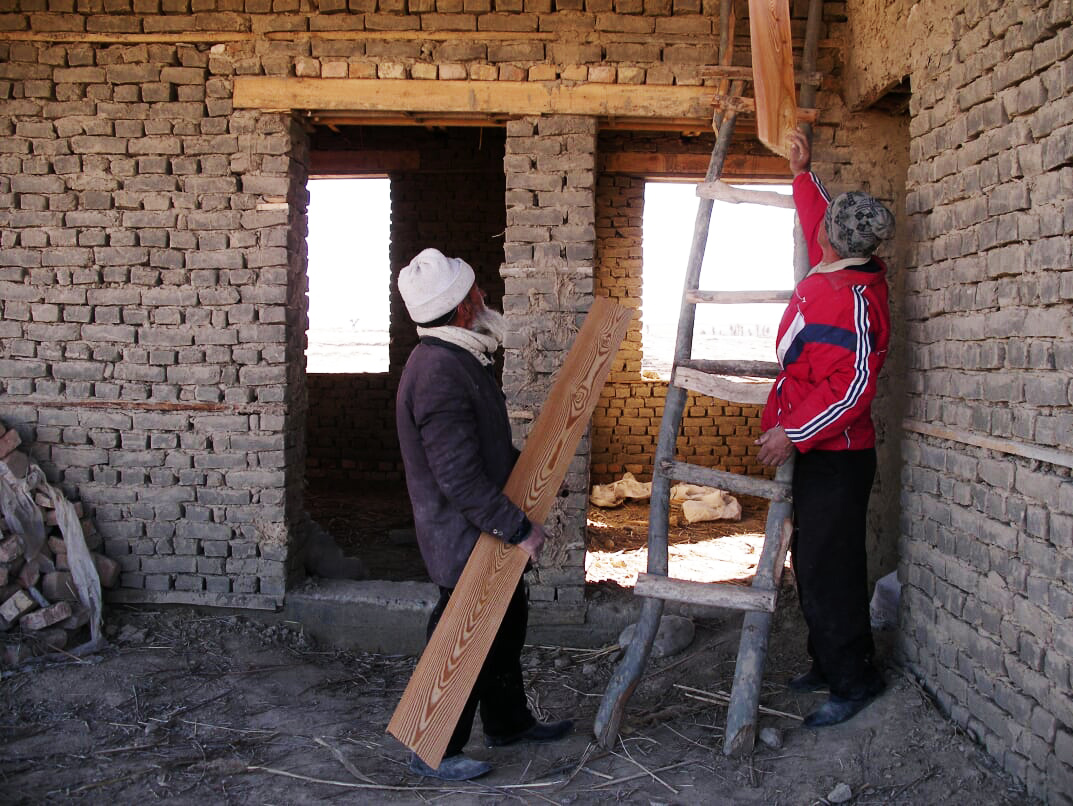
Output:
[756, 129, 896, 727]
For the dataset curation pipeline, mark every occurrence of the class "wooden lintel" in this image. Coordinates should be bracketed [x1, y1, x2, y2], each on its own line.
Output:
[602, 152, 790, 181]
[236, 77, 716, 123]
[310, 149, 421, 176]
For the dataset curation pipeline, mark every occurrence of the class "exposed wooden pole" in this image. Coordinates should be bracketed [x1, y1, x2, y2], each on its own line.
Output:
[387, 297, 633, 769]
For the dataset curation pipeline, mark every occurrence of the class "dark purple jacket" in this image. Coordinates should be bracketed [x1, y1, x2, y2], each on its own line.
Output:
[395, 337, 527, 587]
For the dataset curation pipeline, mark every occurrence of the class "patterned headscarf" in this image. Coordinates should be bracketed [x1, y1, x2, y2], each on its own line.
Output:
[824, 191, 896, 258]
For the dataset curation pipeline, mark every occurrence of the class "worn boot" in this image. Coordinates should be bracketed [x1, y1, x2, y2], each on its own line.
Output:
[408, 752, 492, 781]
[787, 666, 828, 693]
[485, 719, 574, 748]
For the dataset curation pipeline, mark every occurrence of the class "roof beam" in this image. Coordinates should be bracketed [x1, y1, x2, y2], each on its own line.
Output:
[234, 77, 717, 124]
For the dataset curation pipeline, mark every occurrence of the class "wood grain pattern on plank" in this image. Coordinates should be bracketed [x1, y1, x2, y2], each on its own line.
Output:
[748, 0, 798, 157]
[387, 297, 633, 768]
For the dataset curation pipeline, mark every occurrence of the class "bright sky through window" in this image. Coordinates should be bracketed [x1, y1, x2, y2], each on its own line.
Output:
[641, 182, 795, 376]
[305, 177, 391, 374]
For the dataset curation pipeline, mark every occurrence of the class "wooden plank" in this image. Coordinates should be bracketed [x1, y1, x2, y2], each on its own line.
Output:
[661, 459, 791, 502]
[602, 152, 790, 182]
[671, 366, 773, 406]
[234, 77, 716, 122]
[686, 289, 792, 304]
[387, 297, 633, 768]
[903, 419, 1073, 470]
[748, 0, 798, 157]
[634, 574, 776, 612]
[696, 180, 796, 208]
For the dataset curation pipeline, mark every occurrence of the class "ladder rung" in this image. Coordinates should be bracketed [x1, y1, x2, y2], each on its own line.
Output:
[709, 95, 820, 123]
[696, 181, 797, 208]
[660, 459, 792, 502]
[635, 573, 776, 612]
[673, 366, 773, 405]
[699, 66, 824, 86]
[686, 289, 793, 305]
[678, 358, 781, 379]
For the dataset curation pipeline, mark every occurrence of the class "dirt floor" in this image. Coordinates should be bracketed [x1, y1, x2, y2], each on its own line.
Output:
[1, 587, 1037, 805]
[307, 482, 773, 590]
[5, 488, 1033, 803]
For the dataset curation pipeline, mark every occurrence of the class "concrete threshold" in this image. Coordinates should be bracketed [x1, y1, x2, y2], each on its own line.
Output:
[276, 577, 735, 656]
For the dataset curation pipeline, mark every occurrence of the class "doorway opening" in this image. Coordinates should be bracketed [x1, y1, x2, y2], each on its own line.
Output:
[586, 179, 796, 591]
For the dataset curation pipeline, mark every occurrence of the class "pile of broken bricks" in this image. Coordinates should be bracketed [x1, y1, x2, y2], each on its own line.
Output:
[0, 423, 115, 668]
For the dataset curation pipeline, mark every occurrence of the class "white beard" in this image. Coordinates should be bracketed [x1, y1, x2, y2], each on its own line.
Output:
[472, 306, 507, 346]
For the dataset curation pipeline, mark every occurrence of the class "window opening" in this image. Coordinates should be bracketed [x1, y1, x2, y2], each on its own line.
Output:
[305, 177, 391, 374]
[640, 181, 795, 377]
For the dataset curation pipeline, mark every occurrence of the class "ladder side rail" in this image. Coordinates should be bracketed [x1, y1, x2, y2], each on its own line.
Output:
[723, 458, 795, 756]
[594, 0, 739, 748]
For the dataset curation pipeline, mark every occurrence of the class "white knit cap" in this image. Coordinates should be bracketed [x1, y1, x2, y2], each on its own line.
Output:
[398, 248, 475, 324]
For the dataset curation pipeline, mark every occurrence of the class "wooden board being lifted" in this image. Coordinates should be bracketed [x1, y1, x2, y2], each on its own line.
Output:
[387, 297, 633, 769]
[748, 0, 798, 157]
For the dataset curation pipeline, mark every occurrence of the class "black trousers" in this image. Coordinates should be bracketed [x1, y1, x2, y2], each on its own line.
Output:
[427, 580, 535, 757]
[791, 448, 883, 701]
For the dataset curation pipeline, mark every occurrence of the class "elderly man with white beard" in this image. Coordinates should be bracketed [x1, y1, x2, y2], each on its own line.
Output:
[394, 248, 573, 781]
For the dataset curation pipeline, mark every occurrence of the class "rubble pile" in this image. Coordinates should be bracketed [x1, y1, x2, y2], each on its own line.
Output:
[0, 423, 111, 668]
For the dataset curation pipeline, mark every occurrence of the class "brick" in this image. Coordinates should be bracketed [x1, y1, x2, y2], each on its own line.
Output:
[0, 589, 36, 624]
[42, 571, 80, 602]
[20, 600, 72, 631]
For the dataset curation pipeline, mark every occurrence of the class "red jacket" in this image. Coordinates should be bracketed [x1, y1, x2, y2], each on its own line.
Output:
[760, 171, 890, 453]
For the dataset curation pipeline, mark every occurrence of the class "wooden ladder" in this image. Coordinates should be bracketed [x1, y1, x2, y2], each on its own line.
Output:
[593, 0, 825, 758]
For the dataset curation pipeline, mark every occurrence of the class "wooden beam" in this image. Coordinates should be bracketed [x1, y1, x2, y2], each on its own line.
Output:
[602, 152, 790, 181]
[634, 574, 777, 612]
[0, 31, 254, 43]
[903, 419, 1073, 470]
[387, 297, 633, 769]
[235, 77, 716, 122]
[310, 150, 420, 176]
[748, 0, 799, 157]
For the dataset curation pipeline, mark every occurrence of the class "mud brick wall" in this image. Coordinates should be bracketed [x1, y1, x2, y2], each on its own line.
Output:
[304, 128, 506, 486]
[888, 0, 1073, 798]
[502, 115, 596, 624]
[591, 167, 769, 485]
[0, 28, 310, 606]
